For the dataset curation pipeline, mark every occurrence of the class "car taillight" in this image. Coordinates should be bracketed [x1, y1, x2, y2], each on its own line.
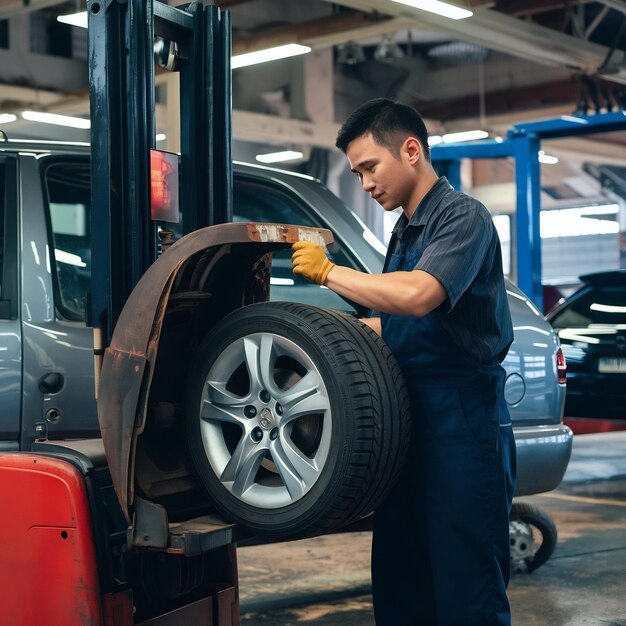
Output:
[556, 347, 566, 384]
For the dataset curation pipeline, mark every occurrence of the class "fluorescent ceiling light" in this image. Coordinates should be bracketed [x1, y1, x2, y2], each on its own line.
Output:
[0, 113, 17, 124]
[156, 133, 167, 141]
[256, 150, 303, 164]
[57, 11, 88, 28]
[538, 150, 558, 164]
[392, 0, 473, 20]
[443, 130, 488, 143]
[428, 135, 443, 146]
[22, 111, 90, 129]
[55, 14, 311, 68]
[232, 44, 311, 69]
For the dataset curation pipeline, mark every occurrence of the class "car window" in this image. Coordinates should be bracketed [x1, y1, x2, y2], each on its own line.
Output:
[550, 285, 626, 328]
[233, 178, 359, 314]
[42, 165, 365, 320]
[44, 162, 92, 321]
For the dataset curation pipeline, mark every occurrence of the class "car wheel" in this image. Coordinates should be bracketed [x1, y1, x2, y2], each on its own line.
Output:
[509, 502, 558, 573]
[185, 302, 411, 538]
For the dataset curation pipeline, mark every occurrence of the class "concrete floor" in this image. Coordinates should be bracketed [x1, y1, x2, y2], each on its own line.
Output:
[238, 432, 626, 626]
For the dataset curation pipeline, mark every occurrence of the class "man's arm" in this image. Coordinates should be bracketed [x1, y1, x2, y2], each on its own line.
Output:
[326, 265, 447, 317]
[291, 240, 447, 317]
[359, 316, 381, 335]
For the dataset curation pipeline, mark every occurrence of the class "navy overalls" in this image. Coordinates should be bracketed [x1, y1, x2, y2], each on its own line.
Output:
[371, 178, 517, 626]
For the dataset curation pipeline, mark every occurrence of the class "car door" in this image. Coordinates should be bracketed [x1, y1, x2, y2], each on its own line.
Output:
[20, 155, 98, 444]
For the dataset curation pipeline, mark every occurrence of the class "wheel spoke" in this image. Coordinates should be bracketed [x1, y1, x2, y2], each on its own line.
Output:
[221, 437, 267, 496]
[202, 382, 247, 425]
[243, 335, 278, 395]
[270, 436, 320, 500]
[201, 400, 246, 426]
[279, 371, 329, 422]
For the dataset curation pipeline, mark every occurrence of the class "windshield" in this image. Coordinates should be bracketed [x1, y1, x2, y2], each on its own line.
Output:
[550, 285, 626, 328]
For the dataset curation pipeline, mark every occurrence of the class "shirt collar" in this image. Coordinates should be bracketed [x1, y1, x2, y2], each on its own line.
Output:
[391, 177, 452, 237]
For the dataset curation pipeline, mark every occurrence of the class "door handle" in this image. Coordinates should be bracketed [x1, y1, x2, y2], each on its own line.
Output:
[38, 372, 65, 394]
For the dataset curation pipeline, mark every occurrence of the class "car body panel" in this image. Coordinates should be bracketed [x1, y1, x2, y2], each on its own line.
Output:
[19, 155, 98, 446]
[547, 271, 626, 419]
[513, 425, 573, 496]
[503, 282, 567, 427]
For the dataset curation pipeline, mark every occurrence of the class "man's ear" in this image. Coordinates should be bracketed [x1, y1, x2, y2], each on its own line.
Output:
[403, 137, 422, 165]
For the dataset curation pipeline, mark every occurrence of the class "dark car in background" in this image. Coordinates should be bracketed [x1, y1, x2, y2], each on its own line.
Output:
[547, 270, 626, 420]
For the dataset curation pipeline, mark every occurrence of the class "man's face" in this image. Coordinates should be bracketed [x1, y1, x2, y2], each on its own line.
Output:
[346, 132, 418, 212]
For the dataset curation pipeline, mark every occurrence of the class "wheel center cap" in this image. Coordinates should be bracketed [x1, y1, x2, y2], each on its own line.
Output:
[259, 408, 274, 430]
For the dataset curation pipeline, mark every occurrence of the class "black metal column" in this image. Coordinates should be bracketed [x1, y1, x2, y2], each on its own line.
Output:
[88, 0, 233, 351]
[205, 6, 232, 227]
[88, 0, 129, 346]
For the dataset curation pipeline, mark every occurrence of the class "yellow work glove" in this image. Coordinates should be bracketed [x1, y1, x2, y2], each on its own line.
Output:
[292, 241, 336, 285]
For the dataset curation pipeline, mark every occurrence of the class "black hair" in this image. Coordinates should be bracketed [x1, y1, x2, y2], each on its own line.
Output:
[335, 98, 431, 162]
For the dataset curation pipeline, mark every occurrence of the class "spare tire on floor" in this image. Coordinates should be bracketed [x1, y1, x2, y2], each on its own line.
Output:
[185, 302, 412, 538]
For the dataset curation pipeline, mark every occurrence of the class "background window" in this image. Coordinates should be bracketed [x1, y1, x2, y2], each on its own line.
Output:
[44, 162, 91, 321]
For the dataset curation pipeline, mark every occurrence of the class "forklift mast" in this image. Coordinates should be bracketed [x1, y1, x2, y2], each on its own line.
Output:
[88, 0, 233, 348]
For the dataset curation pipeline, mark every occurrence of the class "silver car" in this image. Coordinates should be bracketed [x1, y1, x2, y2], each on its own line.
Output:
[0, 147, 571, 501]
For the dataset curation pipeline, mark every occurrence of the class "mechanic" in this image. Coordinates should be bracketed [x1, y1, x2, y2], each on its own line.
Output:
[291, 98, 516, 626]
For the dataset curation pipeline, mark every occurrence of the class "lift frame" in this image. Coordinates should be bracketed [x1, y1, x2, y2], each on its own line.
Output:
[431, 111, 626, 311]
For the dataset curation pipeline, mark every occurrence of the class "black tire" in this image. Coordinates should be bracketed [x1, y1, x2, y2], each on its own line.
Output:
[509, 502, 558, 573]
[185, 302, 411, 538]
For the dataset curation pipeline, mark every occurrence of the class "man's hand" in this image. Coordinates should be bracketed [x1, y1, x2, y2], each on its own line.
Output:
[292, 241, 336, 285]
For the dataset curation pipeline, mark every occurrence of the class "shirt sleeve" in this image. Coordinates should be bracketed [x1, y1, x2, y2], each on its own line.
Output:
[415, 203, 491, 311]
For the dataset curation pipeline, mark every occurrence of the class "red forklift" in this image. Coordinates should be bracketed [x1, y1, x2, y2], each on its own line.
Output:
[0, 1, 337, 623]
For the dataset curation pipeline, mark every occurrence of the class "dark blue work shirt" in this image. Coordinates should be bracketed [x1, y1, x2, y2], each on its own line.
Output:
[380, 177, 513, 381]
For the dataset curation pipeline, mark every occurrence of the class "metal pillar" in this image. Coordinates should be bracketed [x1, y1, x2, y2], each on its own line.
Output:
[511, 130, 542, 309]
[434, 159, 462, 191]
[88, 0, 232, 349]
[431, 112, 626, 311]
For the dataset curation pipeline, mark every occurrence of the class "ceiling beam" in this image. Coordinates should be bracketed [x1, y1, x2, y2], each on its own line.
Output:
[417, 78, 579, 120]
[594, 0, 626, 16]
[0, 83, 67, 107]
[322, 0, 626, 83]
[232, 110, 340, 148]
[496, 0, 594, 17]
[233, 12, 412, 54]
[544, 137, 626, 166]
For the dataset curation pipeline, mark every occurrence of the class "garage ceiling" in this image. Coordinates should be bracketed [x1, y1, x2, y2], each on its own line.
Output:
[0, 0, 625, 152]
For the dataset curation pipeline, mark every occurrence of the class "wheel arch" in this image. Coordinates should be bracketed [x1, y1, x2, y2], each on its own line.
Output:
[97, 222, 334, 524]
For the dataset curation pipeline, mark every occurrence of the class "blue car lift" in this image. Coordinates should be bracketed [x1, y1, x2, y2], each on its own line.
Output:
[431, 111, 626, 312]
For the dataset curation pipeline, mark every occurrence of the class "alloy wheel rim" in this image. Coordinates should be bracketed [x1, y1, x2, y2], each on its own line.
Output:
[198, 332, 332, 508]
